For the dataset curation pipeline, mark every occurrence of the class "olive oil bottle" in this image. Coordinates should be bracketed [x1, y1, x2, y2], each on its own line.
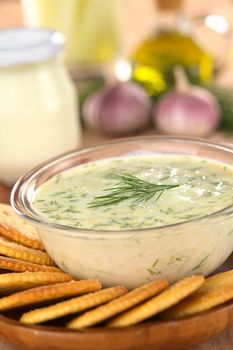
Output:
[132, 0, 213, 97]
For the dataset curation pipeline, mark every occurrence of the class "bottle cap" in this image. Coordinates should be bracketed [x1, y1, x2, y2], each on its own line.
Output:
[157, 0, 183, 10]
[0, 27, 65, 67]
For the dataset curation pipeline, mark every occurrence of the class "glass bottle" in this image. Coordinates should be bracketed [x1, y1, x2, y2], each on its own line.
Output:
[132, 0, 213, 97]
[21, 0, 120, 114]
[21, 0, 120, 67]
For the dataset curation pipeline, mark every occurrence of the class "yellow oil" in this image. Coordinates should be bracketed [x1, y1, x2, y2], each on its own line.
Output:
[132, 31, 213, 96]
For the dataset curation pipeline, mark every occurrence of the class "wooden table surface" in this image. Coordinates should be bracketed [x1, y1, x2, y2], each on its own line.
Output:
[0, 129, 233, 349]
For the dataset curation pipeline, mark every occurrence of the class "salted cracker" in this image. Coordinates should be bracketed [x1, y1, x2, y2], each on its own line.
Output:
[0, 236, 54, 266]
[0, 204, 44, 250]
[0, 256, 61, 273]
[108, 275, 204, 327]
[162, 271, 233, 319]
[0, 272, 73, 293]
[0, 279, 101, 310]
[67, 279, 168, 329]
[20, 286, 128, 324]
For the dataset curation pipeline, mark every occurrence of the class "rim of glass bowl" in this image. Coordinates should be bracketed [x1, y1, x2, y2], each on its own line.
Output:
[11, 135, 233, 237]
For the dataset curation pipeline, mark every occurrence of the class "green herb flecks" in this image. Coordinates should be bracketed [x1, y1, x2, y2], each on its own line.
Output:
[192, 255, 209, 271]
[88, 173, 179, 208]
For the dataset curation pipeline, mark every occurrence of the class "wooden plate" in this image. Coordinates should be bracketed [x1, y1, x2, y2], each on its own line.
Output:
[0, 302, 233, 350]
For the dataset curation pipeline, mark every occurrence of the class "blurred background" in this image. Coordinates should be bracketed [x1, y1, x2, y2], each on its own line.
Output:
[1, 0, 233, 188]
[2, 0, 233, 64]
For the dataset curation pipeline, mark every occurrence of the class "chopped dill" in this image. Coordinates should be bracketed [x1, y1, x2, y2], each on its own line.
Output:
[88, 173, 179, 208]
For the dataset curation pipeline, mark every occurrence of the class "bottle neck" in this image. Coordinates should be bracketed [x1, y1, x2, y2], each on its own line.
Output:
[156, 8, 185, 33]
[156, 8, 192, 34]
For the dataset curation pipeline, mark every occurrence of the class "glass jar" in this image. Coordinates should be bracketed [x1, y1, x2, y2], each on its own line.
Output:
[0, 28, 81, 185]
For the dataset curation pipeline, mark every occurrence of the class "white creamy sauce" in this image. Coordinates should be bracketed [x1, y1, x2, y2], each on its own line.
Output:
[33, 154, 233, 230]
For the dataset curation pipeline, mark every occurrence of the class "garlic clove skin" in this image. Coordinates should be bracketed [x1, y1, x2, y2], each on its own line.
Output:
[83, 82, 151, 135]
[153, 87, 221, 137]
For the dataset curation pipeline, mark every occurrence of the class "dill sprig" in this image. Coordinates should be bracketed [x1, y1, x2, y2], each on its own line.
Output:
[88, 173, 179, 208]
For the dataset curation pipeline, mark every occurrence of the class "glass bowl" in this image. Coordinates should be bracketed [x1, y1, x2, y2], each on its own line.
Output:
[11, 136, 233, 289]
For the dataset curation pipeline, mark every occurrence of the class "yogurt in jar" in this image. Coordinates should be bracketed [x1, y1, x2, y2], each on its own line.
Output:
[0, 28, 81, 184]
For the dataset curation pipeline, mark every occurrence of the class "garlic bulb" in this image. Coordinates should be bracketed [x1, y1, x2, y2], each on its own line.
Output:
[152, 67, 221, 136]
[83, 82, 151, 135]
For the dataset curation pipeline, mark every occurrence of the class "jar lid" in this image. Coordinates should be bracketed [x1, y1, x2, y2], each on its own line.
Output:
[0, 27, 65, 67]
